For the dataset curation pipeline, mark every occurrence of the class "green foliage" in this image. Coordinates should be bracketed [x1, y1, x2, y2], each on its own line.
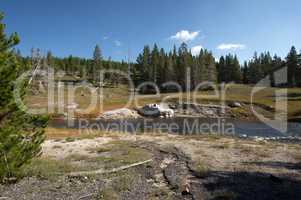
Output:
[91, 44, 103, 82]
[194, 161, 209, 178]
[134, 43, 217, 92]
[19, 158, 79, 181]
[217, 54, 242, 83]
[240, 48, 301, 87]
[0, 13, 48, 182]
[36, 44, 301, 89]
[286, 46, 301, 87]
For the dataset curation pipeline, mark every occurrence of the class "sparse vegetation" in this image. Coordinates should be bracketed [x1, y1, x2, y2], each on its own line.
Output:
[194, 161, 209, 177]
[97, 169, 138, 200]
[65, 137, 76, 142]
[98, 187, 119, 200]
[292, 153, 301, 162]
[234, 143, 270, 158]
[19, 158, 79, 180]
[52, 145, 62, 149]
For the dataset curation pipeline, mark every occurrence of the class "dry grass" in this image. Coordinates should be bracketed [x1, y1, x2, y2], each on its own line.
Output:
[193, 160, 209, 177]
[63, 140, 152, 171]
[25, 84, 301, 119]
[45, 127, 121, 139]
[292, 153, 301, 162]
[212, 143, 231, 149]
[232, 143, 271, 159]
[19, 158, 80, 180]
[98, 169, 138, 200]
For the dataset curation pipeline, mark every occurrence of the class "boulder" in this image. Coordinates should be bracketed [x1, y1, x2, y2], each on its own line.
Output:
[228, 102, 242, 108]
[138, 104, 175, 118]
[98, 108, 140, 120]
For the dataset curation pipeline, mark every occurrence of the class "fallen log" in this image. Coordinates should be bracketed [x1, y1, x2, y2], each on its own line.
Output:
[68, 159, 153, 176]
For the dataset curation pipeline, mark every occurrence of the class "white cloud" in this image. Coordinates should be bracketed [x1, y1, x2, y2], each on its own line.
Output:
[170, 30, 199, 42]
[114, 40, 122, 47]
[102, 36, 109, 40]
[217, 43, 245, 50]
[191, 45, 203, 56]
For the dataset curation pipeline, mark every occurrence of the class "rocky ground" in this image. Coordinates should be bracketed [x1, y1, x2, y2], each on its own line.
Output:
[0, 133, 301, 200]
[96, 101, 270, 121]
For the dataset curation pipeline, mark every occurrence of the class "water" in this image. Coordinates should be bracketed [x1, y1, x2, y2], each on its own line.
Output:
[49, 117, 301, 139]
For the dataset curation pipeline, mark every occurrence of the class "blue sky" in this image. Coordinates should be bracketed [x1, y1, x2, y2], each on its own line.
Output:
[1, 0, 300, 62]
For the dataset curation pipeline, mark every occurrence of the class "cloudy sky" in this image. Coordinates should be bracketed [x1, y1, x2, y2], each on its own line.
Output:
[1, 0, 300, 62]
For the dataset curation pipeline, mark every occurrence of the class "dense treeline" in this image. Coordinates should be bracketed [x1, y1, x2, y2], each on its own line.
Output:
[15, 46, 129, 85]
[241, 46, 301, 87]
[15, 43, 301, 89]
[134, 44, 301, 89]
[133, 43, 216, 91]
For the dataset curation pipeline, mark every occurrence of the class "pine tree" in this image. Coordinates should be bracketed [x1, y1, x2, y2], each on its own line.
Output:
[202, 50, 217, 83]
[135, 45, 151, 85]
[286, 46, 300, 87]
[217, 56, 226, 83]
[232, 55, 242, 83]
[297, 50, 301, 87]
[270, 55, 283, 87]
[247, 52, 264, 84]
[0, 13, 48, 182]
[151, 44, 159, 83]
[158, 48, 166, 85]
[242, 61, 249, 84]
[92, 44, 102, 82]
[46, 51, 54, 69]
[177, 43, 189, 90]
[220, 54, 242, 83]
[165, 52, 174, 82]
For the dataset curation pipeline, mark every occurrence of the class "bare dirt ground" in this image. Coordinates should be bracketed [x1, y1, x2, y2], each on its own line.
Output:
[0, 133, 301, 200]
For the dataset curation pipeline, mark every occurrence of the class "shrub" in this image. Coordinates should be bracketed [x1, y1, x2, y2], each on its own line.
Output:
[0, 13, 48, 182]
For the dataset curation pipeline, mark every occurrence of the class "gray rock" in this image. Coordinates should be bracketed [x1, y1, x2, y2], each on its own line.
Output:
[98, 108, 140, 120]
[229, 102, 242, 108]
[138, 104, 174, 118]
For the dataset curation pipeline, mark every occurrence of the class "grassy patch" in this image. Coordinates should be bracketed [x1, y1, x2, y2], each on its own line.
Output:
[98, 169, 138, 200]
[149, 187, 174, 200]
[65, 154, 88, 162]
[193, 161, 209, 177]
[65, 137, 76, 142]
[66, 140, 152, 171]
[45, 127, 121, 140]
[99, 141, 152, 169]
[212, 143, 230, 149]
[19, 158, 80, 181]
[52, 145, 62, 149]
[235, 144, 270, 158]
[292, 153, 301, 162]
[205, 134, 223, 141]
[27, 84, 301, 118]
[98, 188, 119, 200]
[95, 147, 111, 154]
